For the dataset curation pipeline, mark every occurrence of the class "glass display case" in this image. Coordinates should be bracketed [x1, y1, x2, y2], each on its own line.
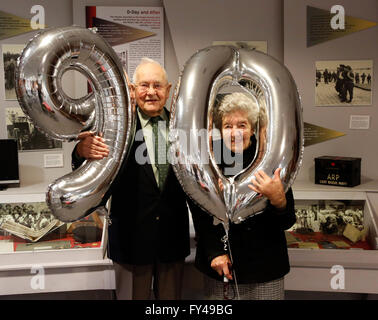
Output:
[0, 183, 114, 296]
[0, 202, 105, 252]
[287, 199, 374, 250]
[2, 181, 378, 296]
[285, 181, 378, 294]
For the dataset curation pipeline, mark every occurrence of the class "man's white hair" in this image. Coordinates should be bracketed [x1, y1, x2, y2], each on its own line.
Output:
[132, 57, 168, 84]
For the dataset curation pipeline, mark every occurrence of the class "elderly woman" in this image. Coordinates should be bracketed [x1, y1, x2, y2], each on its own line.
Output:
[213, 92, 260, 175]
[188, 92, 295, 300]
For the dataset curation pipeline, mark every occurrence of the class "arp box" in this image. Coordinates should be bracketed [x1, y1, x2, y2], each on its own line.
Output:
[315, 156, 361, 187]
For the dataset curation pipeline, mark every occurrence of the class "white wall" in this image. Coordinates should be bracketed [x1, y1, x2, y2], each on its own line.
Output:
[164, 0, 284, 67]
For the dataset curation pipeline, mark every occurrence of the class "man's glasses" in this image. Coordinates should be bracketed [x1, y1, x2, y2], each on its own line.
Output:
[135, 82, 167, 93]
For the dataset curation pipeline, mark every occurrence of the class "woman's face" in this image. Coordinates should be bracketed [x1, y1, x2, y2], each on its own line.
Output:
[221, 109, 254, 153]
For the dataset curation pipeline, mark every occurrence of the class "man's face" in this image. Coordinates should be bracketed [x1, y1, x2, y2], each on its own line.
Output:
[133, 63, 171, 117]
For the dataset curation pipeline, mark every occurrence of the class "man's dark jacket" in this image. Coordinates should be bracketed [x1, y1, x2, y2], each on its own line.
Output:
[72, 113, 190, 265]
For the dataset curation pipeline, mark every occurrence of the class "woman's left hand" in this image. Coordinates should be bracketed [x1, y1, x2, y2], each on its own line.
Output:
[248, 168, 287, 209]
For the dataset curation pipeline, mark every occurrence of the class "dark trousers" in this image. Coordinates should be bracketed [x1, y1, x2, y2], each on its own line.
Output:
[342, 82, 354, 102]
[114, 260, 185, 300]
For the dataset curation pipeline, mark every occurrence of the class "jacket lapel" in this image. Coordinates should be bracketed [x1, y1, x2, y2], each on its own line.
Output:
[159, 108, 172, 193]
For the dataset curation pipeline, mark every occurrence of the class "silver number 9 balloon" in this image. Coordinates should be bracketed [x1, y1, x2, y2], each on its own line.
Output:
[15, 26, 136, 222]
[169, 45, 303, 226]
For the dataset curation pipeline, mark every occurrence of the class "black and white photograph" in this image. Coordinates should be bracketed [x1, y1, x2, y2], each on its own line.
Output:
[315, 60, 373, 106]
[0, 202, 54, 231]
[6, 106, 62, 151]
[0, 201, 64, 242]
[2, 44, 25, 100]
[289, 200, 364, 235]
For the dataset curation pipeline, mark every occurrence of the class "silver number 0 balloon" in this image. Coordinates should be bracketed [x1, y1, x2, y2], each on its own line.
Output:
[170, 46, 303, 226]
[15, 26, 136, 222]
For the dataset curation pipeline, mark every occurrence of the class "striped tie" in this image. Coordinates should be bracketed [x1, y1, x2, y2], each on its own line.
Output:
[150, 116, 169, 191]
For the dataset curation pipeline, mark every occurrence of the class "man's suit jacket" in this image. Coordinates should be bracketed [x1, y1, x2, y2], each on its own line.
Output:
[72, 113, 190, 265]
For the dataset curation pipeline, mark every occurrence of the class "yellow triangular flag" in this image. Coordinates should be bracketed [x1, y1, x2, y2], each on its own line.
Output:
[307, 6, 377, 47]
[0, 10, 46, 40]
[304, 122, 345, 147]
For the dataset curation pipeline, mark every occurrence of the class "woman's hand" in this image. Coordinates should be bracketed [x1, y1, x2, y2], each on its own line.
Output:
[76, 131, 109, 160]
[248, 168, 287, 209]
[210, 254, 233, 280]
[218, 178, 224, 192]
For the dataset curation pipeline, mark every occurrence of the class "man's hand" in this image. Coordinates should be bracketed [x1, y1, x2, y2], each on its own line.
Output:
[76, 131, 109, 160]
[211, 254, 233, 280]
[248, 168, 287, 209]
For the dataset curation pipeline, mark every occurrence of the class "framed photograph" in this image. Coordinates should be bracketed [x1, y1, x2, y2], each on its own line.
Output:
[2, 44, 25, 100]
[5, 106, 62, 151]
[315, 60, 373, 106]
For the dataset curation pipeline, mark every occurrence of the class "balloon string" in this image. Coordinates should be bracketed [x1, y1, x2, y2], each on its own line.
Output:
[104, 210, 112, 226]
[97, 205, 112, 226]
[222, 227, 241, 300]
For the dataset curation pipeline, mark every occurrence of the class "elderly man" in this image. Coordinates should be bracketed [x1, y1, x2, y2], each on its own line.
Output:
[72, 58, 190, 300]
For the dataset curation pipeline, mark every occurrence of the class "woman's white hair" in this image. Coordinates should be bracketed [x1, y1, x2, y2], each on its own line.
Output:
[216, 92, 259, 129]
[132, 57, 168, 84]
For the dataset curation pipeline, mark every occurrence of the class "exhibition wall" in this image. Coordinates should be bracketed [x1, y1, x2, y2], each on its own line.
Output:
[163, 0, 284, 66]
[0, 0, 377, 193]
[284, 0, 377, 181]
[164, 0, 377, 181]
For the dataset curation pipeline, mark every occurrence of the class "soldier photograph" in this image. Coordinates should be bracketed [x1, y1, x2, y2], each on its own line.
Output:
[2, 44, 25, 100]
[6, 107, 62, 151]
[315, 60, 373, 106]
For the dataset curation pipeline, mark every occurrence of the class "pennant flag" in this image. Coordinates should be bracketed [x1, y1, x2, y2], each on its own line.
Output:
[304, 122, 345, 147]
[91, 17, 155, 46]
[307, 6, 377, 47]
[0, 10, 46, 40]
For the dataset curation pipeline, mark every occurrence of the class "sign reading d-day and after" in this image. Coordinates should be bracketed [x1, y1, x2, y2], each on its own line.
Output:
[86, 6, 164, 79]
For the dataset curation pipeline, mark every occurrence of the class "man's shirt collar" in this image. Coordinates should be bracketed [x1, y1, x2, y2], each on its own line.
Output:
[137, 107, 169, 128]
